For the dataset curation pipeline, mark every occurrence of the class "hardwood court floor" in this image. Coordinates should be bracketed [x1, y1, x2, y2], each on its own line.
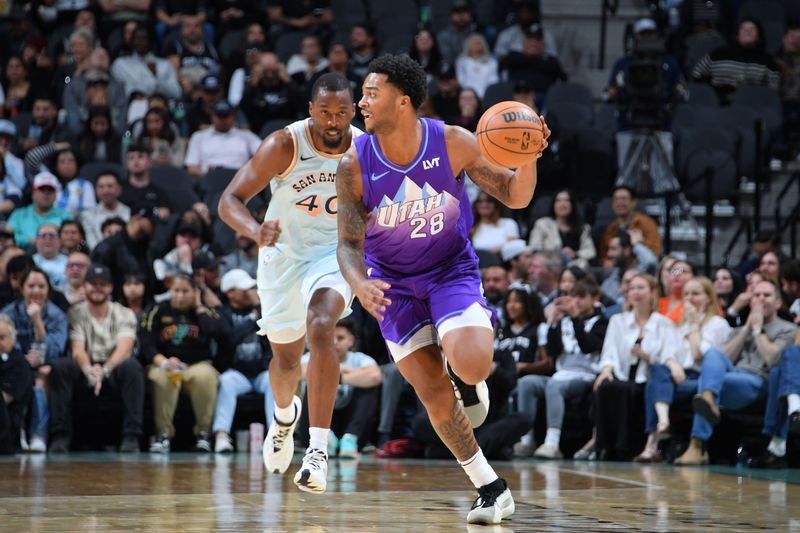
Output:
[1, 453, 799, 532]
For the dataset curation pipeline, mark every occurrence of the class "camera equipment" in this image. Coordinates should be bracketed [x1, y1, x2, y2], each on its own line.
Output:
[625, 38, 668, 130]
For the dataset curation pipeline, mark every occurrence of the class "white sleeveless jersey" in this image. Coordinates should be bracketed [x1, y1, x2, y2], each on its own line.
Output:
[265, 119, 363, 260]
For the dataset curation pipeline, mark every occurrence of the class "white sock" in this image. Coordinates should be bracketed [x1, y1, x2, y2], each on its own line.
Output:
[309, 427, 330, 452]
[458, 449, 498, 489]
[274, 399, 296, 425]
[655, 401, 670, 427]
[520, 431, 534, 446]
[767, 436, 786, 457]
[788, 394, 800, 415]
[544, 428, 561, 449]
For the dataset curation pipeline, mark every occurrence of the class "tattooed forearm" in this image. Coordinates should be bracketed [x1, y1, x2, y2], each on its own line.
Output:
[466, 165, 512, 204]
[433, 398, 479, 462]
[336, 151, 369, 284]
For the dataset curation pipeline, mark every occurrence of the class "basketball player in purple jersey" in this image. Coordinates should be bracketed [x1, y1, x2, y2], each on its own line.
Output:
[336, 55, 549, 525]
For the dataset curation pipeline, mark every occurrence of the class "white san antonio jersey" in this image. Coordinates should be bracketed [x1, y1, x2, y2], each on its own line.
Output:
[265, 119, 363, 260]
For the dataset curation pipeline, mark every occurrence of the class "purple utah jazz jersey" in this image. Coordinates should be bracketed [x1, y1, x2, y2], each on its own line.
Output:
[356, 118, 473, 277]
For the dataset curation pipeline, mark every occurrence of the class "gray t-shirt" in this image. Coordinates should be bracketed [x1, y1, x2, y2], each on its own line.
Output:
[734, 317, 797, 379]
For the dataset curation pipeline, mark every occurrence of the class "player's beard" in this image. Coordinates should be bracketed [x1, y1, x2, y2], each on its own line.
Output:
[322, 130, 344, 149]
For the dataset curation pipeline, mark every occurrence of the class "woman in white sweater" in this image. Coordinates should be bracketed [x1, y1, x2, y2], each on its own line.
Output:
[593, 273, 682, 460]
[455, 33, 498, 99]
[634, 276, 731, 462]
[470, 191, 519, 254]
[528, 189, 595, 270]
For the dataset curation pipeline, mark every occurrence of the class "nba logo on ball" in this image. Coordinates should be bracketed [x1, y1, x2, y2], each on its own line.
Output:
[476, 102, 543, 168]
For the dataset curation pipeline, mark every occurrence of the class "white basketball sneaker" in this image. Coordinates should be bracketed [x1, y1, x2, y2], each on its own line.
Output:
[446, 360, 490, 428]
[293, 447, 328, 494]
[263, 395, 302, 474]
[467, 478, 515, 525]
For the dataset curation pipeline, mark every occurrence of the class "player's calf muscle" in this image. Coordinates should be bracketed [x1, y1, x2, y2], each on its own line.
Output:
[434, 400, 479, 460]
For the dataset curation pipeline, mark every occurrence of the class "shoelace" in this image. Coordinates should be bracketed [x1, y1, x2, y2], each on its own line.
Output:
[303, 449, 327, 470]
[471, 484, 504, 509]
[272, 425, 292, 450]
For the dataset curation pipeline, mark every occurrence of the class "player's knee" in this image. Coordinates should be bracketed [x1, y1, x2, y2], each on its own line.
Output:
[305, 310, 336, 345]
[450, 350, 493, 385]
[272, 352, 302, 371]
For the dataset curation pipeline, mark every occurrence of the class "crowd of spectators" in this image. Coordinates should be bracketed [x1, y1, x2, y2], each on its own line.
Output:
[0, 0, 798, 470]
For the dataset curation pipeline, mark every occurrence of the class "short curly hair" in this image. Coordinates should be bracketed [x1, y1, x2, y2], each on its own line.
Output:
[368, 54, 428, 110]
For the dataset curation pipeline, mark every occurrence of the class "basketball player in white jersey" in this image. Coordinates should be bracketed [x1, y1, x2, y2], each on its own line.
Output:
[219, 73, 362, 494]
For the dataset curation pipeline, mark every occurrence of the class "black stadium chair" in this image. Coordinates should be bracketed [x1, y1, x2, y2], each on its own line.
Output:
[150, 165, 200, 213]
[79, 161, 126, 183]
[259, 119, 291, 139]
[685, 82, 719, 107]
[481, 82, 513, 112]
[544, 82, 594, 111]
[274, 31, 308, 63]
[675, 127, 738, 202]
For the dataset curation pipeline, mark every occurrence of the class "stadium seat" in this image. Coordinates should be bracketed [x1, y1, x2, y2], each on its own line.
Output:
[150, 165, 200, 213]
[683, 32, 726, 72]
[675, 127, 738, 201]
[79, 161, 126, 183]
[545, 102, 595, 129]
[544, 82, 594, 111]
[218, 30, 244, 62]
[198, 167, 237, 217]
[259, 119, 291, 139]
[274, 31, 308, 63]
[685, 82, 719, 107]
[481, 82, 513, 111]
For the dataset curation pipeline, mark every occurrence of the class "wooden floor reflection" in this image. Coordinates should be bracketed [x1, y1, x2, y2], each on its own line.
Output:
[1, 453, 798, 532]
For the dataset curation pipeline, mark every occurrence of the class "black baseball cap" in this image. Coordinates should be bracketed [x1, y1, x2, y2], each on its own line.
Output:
[192, 249, 219, 270]
[86, 264, 113, 284]
[213, 100, 234, 116]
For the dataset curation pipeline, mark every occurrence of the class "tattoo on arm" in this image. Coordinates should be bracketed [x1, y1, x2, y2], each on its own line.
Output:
[434, 398, 479, 461]
[336, 155, 369, 283]
[466, 164, 512, 204]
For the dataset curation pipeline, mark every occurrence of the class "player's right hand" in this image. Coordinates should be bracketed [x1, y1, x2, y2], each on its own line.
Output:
[259, 220, 281, 247]
[356, 279, 392, 321]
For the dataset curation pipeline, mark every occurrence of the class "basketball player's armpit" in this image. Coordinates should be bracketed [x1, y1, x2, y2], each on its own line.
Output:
[466, 164, 513, 205]
[435, 399, 479, 460]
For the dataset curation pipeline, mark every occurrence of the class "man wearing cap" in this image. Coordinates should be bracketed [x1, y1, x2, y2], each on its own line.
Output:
[184, 99, 261, 177]
[431, 63, 461, 122]
[494, 1, 558, 61]
[153, 222, 206, 283]
[192, 249, 224, 308]
[212, 268, 273, 452]
[91, 200, 158, 299]
[110, 26, 182, 100]
[0, 120, 27, 194]
[8, 173, 74, 249]
[48, 264, 143, 453]
[63, 48, 127, 136]
[500, 24, 567, 95]
[501, 239, 534, 284]
[606, 18, 684, 117]
[80, 171, 131, 249]
[438, 0, 478, 64]
[186, 74, 226, 135]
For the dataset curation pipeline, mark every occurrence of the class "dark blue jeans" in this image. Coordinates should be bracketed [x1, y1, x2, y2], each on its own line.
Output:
[762, 345, 800, 439]
[644, 364, 699, 433]
[691, 348, 767, 441]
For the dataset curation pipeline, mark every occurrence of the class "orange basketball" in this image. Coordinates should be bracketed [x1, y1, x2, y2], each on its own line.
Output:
[475, 101, 543, 168]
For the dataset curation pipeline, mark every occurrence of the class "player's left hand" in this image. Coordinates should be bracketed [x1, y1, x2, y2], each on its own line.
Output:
[259, 219, 281, 247]
[536, 115, 550, 158]
[355, 279, 392, 321]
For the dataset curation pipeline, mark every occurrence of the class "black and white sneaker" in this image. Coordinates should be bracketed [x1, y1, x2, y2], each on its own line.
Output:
[446, 360, 489, 428]
[194, 432, 213, 453]
[293, 447, 328, 494]
[149, 433, 171, 454]
[467, 478, 515, 525]
[263, 395, 302, 474]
